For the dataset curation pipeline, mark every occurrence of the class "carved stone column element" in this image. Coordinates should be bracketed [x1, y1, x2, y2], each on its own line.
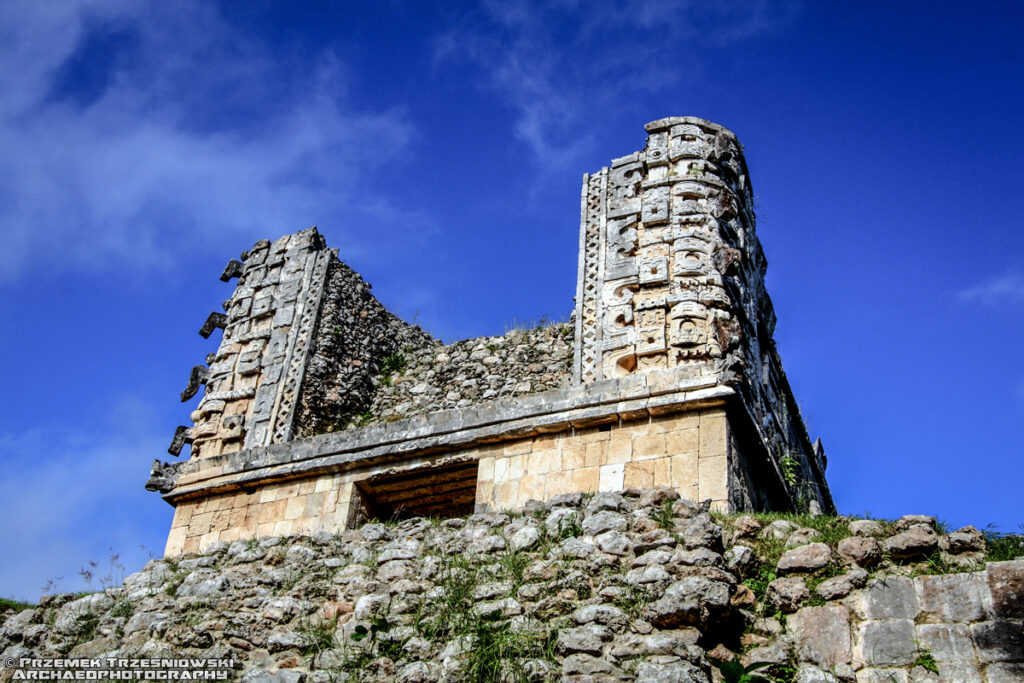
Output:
[573, 117, 750, 385]
[179, 227, 332, 458]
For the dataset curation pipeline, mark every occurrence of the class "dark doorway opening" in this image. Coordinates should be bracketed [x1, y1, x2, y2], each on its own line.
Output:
[350, 458, 479, 525]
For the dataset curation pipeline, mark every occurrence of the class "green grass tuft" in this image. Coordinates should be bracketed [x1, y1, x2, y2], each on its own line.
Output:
[0, 597, 35, 612]
[985, 528, 1024, 562]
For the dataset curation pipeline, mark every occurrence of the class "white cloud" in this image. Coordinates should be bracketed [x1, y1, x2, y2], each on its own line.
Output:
[0, 1, 426, 283]
[958, 270, 1024, 305]
[0, 396, 174, 601]
[434, 0, 800, 172]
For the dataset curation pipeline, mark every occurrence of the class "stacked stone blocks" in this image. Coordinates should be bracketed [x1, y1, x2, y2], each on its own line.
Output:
[150, 117, 835, 554]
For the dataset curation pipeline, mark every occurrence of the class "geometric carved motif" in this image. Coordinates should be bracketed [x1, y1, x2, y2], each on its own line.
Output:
[269, 249, 331, 445]
[574, 171, 607, 384]
[572, 117, 751, 383]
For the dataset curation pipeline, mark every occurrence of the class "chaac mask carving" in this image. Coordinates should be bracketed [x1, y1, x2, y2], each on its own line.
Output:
[574, 117, 754, 384]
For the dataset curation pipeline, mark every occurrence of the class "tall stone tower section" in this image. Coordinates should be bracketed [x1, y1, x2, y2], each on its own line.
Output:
[575, 117, 750, 384]
[574, 116, 831, 512]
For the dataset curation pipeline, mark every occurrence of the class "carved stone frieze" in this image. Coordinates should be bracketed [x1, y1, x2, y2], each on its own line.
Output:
[573, 116, 754, 385]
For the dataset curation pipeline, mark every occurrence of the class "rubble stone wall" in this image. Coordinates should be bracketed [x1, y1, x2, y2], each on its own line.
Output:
[365, 322, 573, 424]
[293, 258, 435, 438]
[4, 494, 1020, 683]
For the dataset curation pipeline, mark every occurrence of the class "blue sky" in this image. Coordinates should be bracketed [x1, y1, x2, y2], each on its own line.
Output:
[1, 1, 1022, 600]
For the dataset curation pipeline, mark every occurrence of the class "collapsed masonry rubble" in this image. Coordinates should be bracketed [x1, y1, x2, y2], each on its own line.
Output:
[148, 116, 834, 557]
[3, 493, 1021, 682]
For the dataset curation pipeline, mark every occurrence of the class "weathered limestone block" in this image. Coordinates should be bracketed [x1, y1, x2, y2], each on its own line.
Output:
[944, 525, 986, 554]
[762, 519, 799, 541]
[562, 653, 625, 677]
[723, 545, 757, 578]
[644, 577, 730, 628]
[793, 667, 839, 683]
[838, 536, 882, 567]
[914, 573, 986, 623]
[814, 568, 867, 601]
[582, 510, 628, 536]
[971, 620, 1024, 663]
[854, 577, 919, 620]
[777, 543, 832, 573]
[915, 623, 977, 663]
[909, 663, 984, 683]
[854, 619, 917, 666]
[787, 605, 852, 668]
[785, 527, 821, 549]
[986, 559, 1024, 619]
[767, 577, 808, 613]
[557, 625, 609, 655]
[855, 670, 908, 683]
[894, 514, 937, 531]
[883, 526, 939, 560]
[986, 663, 1024, 682]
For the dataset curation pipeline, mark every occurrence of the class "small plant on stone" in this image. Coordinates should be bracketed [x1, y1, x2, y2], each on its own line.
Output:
[779, 455, 800, 488]
[913, 640, 939, 673]
[555, 518, 583, 541]
[767, 663, 796, 683]
[464, 609, 556, 683]
[742, 565, 777, 612]
[713, 660, 775, 683]
[163, 568, 186, 597]
[110, 597, 135, 619]
[653, 499, 676, 531]
[613, 583, 650, 618]
[379, 352, 407, 386]
[984, 526, 1024, 562]
[912, 551, 956, 577]
[498, 550, 531, 590]
[297, 615, 338, 661]
[351, 615, 404, 660]
[72, 613, 100, 646]
[349, 410, 373, 428]
[0, 596, 35, 612]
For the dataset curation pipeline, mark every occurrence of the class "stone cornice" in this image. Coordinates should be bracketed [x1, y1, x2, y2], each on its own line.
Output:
[164, 365, 735, 502]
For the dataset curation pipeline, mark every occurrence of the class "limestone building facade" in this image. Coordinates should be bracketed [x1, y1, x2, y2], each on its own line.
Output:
[148, 117, 834, 556]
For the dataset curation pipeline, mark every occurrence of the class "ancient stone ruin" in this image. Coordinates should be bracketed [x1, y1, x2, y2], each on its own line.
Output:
[4, 117, 1021, 683]
[147, 116, 834, 557]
